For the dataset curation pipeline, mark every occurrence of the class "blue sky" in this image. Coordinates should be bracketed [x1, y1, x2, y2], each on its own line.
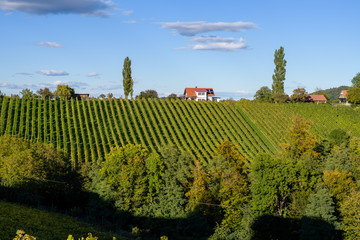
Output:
[1, 0, 359, 99]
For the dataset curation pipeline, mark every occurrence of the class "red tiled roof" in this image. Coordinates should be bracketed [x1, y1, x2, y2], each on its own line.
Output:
[309, 95, 327, 102]
[184, 88, 215, 97]
[341, 90, 348, 98]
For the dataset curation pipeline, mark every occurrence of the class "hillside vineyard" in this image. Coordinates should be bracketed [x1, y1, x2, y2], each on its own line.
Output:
[1, 96, 360, 168]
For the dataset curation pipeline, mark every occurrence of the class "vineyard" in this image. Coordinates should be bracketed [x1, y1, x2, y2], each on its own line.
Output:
[0, 96, 275, 167]
[1, 96, 359, 168]
[237, 101, 360, 148]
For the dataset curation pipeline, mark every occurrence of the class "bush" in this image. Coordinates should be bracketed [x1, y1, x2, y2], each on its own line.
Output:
[0, 135, 84, 210]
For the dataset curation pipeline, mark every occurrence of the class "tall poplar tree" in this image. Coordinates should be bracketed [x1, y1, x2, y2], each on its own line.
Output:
[272, 46, 287, 102]
[122, 56, 134, 99]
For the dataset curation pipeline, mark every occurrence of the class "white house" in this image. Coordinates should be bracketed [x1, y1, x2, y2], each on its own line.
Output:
[183, 87, 220, 101]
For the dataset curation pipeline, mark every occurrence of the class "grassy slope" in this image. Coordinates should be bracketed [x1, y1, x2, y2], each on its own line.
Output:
[0, 200, 125, 240]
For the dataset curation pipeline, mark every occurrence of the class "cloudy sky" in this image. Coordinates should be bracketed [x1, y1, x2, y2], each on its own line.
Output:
[1, 0, 359, 99]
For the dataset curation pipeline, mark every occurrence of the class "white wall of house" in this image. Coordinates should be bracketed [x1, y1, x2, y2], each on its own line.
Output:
[196, 91, 208, 101]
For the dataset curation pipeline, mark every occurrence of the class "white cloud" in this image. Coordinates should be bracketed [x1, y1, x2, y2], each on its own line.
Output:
[92, 84, 122, 91]
[36, 42, 63, 47]
[0, 0, 115, 17]
[216, 90, 253, 100]
[16, 72, 33, 76]
[37, 70, 69, 76]
[160, 21, 257, 36]
[192, 36, 236, 43]
[181, 37, 247, 51]
[192, 38, 247, 51]
[122, 10, 133, 15]
[123, 20, 137, 24]
[0, 82, 37, 89]
[80, 10, 112, 17]
[87, 72, 99, 77]
[39, 80, 88, 89]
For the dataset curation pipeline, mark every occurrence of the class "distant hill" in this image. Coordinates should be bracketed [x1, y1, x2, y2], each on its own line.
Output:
[312, 86, 349, 102]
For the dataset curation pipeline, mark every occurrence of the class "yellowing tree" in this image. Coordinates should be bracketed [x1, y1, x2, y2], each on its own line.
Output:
[340, 190, 360, 240]
[281, 115, 319, 159]
[323, 170, 357, 204]
[185, 160, 211, 212]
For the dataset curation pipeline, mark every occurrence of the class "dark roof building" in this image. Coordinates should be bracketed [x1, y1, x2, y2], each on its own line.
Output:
[73, 94, 89, 100]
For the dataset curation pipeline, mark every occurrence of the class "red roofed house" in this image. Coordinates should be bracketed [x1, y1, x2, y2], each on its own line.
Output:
[339, 90, 348, 103]
[184, 87, 220, 101]
[308, 95, 327, 103]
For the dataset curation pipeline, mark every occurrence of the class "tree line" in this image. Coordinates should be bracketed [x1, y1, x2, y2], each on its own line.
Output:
[254, 46, 360, 104]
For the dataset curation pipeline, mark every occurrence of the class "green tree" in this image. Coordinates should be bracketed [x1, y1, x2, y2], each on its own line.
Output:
[166, 93, 178, 100]
[340, 190, 360, 240]
[136, 89, 159, 99]
[53, 85, 75, 100]
[272, 46, 287, 103]
[254, 86, 272, 102]
[351, 72, 360, 87]
[290, 88, 308, 103]
[99, 94, 106, 99]
[0, 135, 69, 187]
[145, 152, 165, 203]
[213, 141, 249, 230]
[250, 153, 317, 218]
[346, 86, 360, 104]
[328, 129, 349, 146]
[251, 154, 296, 217]
[122, 56, 134, 99]
[20, 88, 36, 99]
[145, 144, 193, 218]
[107, 93, 114, 99]
[300, 188, 339, 240]
[36, 87, 53, 100]
[98, 144, 148, 212]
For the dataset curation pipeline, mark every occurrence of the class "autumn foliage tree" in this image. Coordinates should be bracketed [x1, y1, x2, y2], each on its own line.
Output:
[186, 140, 250, 231]
[340, 190, 360, 239]
[281, 115, 319, 159]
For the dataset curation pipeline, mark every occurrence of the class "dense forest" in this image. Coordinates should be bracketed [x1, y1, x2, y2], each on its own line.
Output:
[1, 96, 360, 239]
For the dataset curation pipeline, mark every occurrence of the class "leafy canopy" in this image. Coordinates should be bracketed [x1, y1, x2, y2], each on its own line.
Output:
[136, 89, 159, 99]
[254, 86, 272, 103]
[346, 86, 360, 104]
[351, 72, 360, 87]
[290, 88, 308, 103]
[54, 84, 75, 100]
